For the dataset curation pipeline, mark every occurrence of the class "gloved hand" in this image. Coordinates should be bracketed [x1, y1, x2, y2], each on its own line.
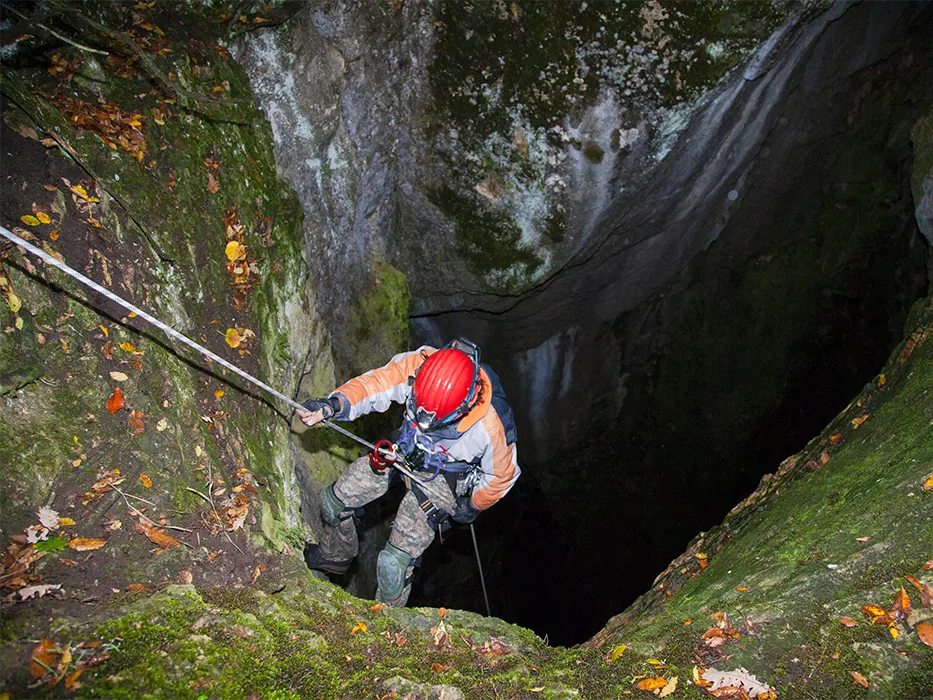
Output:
[297, 396, 342, 427]
[451, 495, 481, 524]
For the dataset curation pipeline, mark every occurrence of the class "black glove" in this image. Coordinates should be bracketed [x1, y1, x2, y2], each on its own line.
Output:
[452, 495, 481, 524]
[301, 396, 342, 419]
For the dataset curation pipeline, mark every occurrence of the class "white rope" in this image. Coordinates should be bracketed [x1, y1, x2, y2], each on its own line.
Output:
[0, 224, 425, 483]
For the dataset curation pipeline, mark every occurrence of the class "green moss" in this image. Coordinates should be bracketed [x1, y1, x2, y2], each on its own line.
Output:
[429, 186, 542, 290]
[429, 0, 786, 145]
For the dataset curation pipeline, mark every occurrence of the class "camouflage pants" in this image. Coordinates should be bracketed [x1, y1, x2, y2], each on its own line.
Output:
[318, 455, 456, 606]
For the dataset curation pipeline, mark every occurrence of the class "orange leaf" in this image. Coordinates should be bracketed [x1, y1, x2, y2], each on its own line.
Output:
[438, 607, 447, 618]
[214, 389, 224, 399]
[30, 639, 58, 679]
[64, 667, 84, 690]
[922, 474, 933, 492]
[128, 409, 144, 435]
[369, 603, 384, 612]
[893, 587, 911, 614]
[431, 662, 444, 674]
[851, 414, 869, 428]
[136, 521, 180, 549]
[351, 621, 367, 635]
[125, 583, 147, 591]
[139, 473, 152, 488]
[636, 677, 667, 691]
[68, 537, 107, 551]
[851, 672, 869, 688]
[829, 432, 842, 443]
[917, 621, 933, 647]
[819, 451, 831, 465]
[839, 616, 858, 628]
[106, 387, 125, 414]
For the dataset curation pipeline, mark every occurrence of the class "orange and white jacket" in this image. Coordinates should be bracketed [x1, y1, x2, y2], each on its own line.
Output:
[330, 346, 520, 511]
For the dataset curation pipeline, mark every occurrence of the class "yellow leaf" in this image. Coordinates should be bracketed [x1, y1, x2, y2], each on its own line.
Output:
[889, 625, 898, 640]
[851, 414, 869, 428]
[225, 328, 241, 348]
[225, 240, 245, 261]
[59, 517, 75, 526]
[351, 621, 367, 635]
[878, 374, 886, 386]
[99, 325, 109, 337]
[923, 474, 933, 492]
[139, 474, 152, 488]
[658, 676, 678, 698]
[68, 537, 107, 551]
[6, 292, 21, 313]
[36, 211, 51, 224]
[120, 342, 137, 352]
[20, 214, 41, 226]
[608, 644, 627, 663]
[15, 316, 23, 330]
[69, 184, 99, 203]
[647, 659, 664, 666]
[214, 389, 224, 399]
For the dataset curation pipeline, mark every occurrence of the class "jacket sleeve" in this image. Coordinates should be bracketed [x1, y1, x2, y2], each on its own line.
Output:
[330, 346, 435, 421]
[470, 406, 521, 510]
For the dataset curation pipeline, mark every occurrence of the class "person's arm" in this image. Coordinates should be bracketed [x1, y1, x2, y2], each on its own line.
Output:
[330, 346, 436, 420]
[470, 407, 521, 511]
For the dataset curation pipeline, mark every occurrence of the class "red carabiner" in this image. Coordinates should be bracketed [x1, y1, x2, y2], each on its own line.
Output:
[369, 438, 397, 474]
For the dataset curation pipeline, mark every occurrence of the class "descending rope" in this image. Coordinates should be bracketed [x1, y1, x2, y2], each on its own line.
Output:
[0, 224, 425, 483]
[471, 523, 491, 616]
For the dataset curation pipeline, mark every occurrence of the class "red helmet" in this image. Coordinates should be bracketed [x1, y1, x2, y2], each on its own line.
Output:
[409, 341, 481, 431]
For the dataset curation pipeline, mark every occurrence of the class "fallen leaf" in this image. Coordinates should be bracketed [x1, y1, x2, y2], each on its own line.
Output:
[438, 607, 447, 618]
[156, 418, 168, 432]
[59, 517, 75, 526]
[99, 325, 109, 337]
[225, 240, 245, 261]
[893, 587, 911, 615]
[431, 662, 444, 674]
[109, 371, 129, 382]
[38, 506, 60, 529]
[68, 538, 107, 551]
[120, 342, 137, 353]
[214, 389, 224, 399]
[64, 668, 84, 690]
[351, 621, 367, 635]
[135, 520, 179, 550]
[839, 616, 858, 628]
[647, 659, 665, 667]
[851, 671, 869, 688]
[139, 474, 152, 488]
[105, 387, 125, 414]
[251, 562, 267, 582]
[16, 584, 62, 601]
[636, 677, 667, 691]
[829, 432, 842, 443]
[607, 644, 627, 663]
[855, 537, 869, 543]
[369, 603, 384, 612]
[128, 409, 144, 435]
[860, 604, 891, 624]
[30, 639, 58, 679]
[917, 621, 933, 647]
[125, 583, 146, 591]
[177, 569, 193, 584]
[851, 414, 869, 428]
[878, 373, 886, 386]
[923, 474, 933, 492]
[904, 575, 933, 607]
[888, 625, 898, 640]
[819, 451, 831, 466]
[225, 327, 242, 348]
[658, 676, 678, 697]
[21, 214, 41, 226]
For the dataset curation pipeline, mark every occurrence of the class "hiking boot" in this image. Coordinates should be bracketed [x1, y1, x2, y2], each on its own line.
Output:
[303, 542, 351, 575]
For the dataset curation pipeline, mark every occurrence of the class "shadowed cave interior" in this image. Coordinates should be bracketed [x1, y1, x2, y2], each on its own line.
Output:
[320, 1, 933, 647]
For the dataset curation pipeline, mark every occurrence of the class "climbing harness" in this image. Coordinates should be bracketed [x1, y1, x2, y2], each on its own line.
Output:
[0, 224, 492, 615]
[0, 225, 425, 484]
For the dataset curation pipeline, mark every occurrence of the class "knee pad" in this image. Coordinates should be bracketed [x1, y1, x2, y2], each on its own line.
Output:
[319, 483, 351, 527]
[377, 543, 412, 602]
